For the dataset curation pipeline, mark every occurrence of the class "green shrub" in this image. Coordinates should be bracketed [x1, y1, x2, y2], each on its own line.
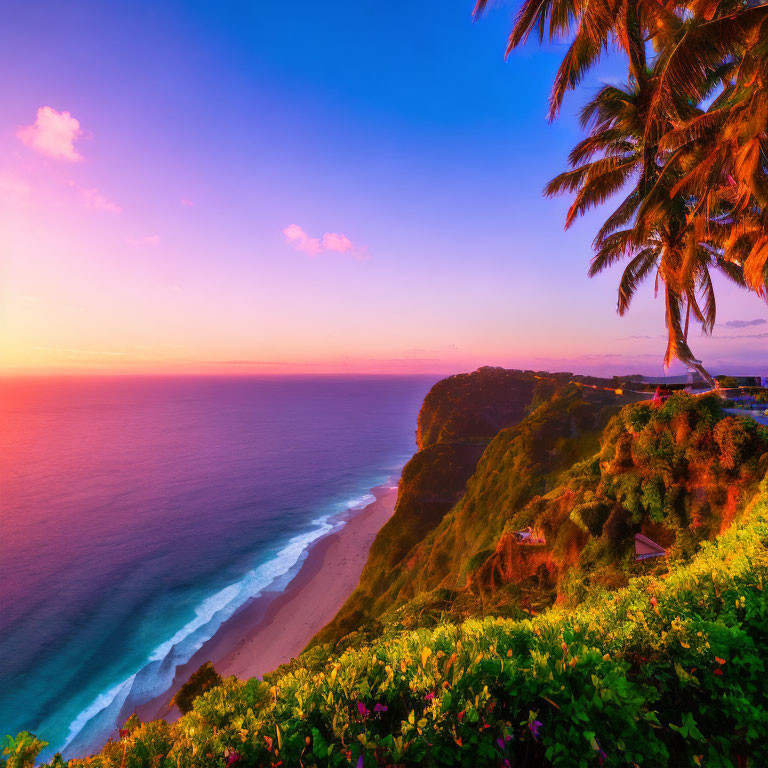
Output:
[0, 733, 47, 768]
[571, 500, 611, 536]
[172, 662, 223, 715]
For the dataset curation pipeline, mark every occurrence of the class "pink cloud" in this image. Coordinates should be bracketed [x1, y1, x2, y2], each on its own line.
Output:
[82, 187, 121, 213]
[282, 224, 362, 257]
[17, 106, 85, 162]
[181, 199, 195, 207]
[321, 232, 354, 253]
[283, 224, 321, 254]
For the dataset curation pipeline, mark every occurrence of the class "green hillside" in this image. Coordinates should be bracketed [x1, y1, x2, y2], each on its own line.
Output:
[318, 372, 766, 643]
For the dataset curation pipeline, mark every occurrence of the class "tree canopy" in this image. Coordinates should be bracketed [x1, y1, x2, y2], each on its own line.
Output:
[476, 0, 768, 380]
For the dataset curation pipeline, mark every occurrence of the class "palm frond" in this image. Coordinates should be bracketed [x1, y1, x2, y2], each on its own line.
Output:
[744, 236, 768, 295]
[564, 159, 639, 227]
[648, 5, 768, 131]
[594, 191, 642, 245]
[589, 229, 646, 276]
[569, 131, 635, 164]
[617, 248, 659, 313]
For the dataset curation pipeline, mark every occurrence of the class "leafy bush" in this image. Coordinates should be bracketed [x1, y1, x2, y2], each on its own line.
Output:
[172, 662, 223, 715]
[714, 417, 766, 471]
[0, 733, 48, 768]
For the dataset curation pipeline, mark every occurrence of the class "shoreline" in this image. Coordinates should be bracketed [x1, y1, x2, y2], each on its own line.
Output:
[125, 479, 399, 728]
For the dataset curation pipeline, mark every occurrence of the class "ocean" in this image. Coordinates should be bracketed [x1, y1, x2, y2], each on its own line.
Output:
[0, 375, 435, 757]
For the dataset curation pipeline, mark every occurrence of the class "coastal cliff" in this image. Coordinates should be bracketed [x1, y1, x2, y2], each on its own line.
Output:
[317, 370, 768, 642]
[314, 368, 557, 642]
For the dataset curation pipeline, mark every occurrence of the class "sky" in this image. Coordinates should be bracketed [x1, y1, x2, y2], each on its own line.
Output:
[1, 0, 767, 377]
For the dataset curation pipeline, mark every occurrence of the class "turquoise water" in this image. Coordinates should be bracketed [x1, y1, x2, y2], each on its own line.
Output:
[0, 375, 436, 757]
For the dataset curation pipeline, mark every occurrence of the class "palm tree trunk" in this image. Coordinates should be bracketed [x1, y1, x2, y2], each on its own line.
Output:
[689, 359, 717, 390]
[663, 285, 717, 389]
[624, 0, 646, 88]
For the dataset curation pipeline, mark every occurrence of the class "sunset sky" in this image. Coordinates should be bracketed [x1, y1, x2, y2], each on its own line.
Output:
[2, 0, 767, 376]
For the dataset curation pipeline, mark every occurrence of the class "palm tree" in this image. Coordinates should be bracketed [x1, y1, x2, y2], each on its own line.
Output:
[653, 6, 768, 297]
[472, 0, 766, 379]
[544, 76, 746, 386]
[473, 0, 648, 119]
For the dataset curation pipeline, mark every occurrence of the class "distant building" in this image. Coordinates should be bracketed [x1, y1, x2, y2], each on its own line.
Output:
[733, 376, 762, 387]
[638, 374, 691, 386]
[686, 361, 705, 388]
[716, 375, 763, 387]
[638, 372, 764, 389]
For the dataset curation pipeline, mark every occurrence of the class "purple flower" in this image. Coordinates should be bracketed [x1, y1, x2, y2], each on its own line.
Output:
[374, 703, 388, 713]
[528, 720, 543, 740]
[496, 737, 506, 751]
[226, 751, 240, 766]
[425, 691, 435, 701]
[357, 755, 364, 768]
[357, 701, 370, 718]
[598, 748, 608, 766]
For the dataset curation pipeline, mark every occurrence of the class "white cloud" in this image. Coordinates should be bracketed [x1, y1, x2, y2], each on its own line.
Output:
[321, 232, 354, 254]
[17, 106, 85, 161]
[283, 224, 321, 254]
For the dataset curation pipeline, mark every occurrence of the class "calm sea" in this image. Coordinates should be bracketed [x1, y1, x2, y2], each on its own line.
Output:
[0, 375, 435, 756]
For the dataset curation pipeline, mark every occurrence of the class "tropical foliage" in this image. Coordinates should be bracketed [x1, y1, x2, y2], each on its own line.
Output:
[324, 381, 768, 641]
[10, 472, 768, 767]
[172, 663, 224, 716]
[474, 0, 768, 380]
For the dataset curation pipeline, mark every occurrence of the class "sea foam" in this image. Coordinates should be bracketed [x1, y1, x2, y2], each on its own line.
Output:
[59, 511, 345, 756]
